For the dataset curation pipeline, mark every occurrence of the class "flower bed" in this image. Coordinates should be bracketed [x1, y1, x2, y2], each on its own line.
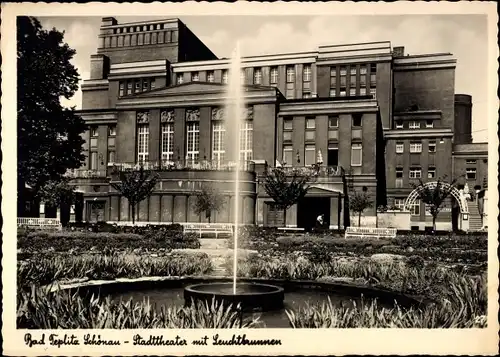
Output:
[17, 226, 200, 256]
[18, 251, 213, 290]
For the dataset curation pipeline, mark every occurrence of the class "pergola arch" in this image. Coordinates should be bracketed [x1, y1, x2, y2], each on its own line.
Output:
[404, 181, 468, 214]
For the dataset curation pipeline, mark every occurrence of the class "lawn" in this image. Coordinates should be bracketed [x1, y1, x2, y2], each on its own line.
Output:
[17, 225, 488, 329]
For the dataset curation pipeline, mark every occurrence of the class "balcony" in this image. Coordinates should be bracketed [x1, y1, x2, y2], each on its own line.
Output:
[108, 159, 256, 173]
[65, 169, 108, 179]
[273, 165, 344, 178]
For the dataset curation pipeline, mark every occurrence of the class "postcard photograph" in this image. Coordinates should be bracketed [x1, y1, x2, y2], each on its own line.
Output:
[1, 1, 499, 356]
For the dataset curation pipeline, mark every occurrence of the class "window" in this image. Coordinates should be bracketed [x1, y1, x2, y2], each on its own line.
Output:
[410, 199, 420, 216]
[306, 117, 316, 129]
[395, 168, 403, 187]
[349, 88, 356, 96]
[396, 142, 404, 153]
[222, 70, 228, 84]
[410, 141, 422, 153]
[350, 67, 357, 76]
[127, 82, 133, 95]
[352, 114, 362, 127]
[108, 150, 116, 164]
[329, 89, 337, 97]
[286, 66, 295, 83]
[360, 65, 367, 75]
[212, 121, 225, 165]
[409, 121, 420, 129]
[340, 88, 347, 97]
[283, 145, 293, 166]
[284, 118, 293, 130]
[305, 145, 316, 166]
[207, 71, 215, 83]
[303, 92, 312, 99]
[330, 67, 337, 96]
[135, 80, 141, 92]
[328, 116, 338, 128]
[369, 87, 376, 99]
[150, 79, 156, 90]
[108, 125, 116, 136]
[351, 143, 362, 166]
[428, 141, 436, 153]
[303, 65, 311, 82]
[360, 87, 367, 95]
[186, 122, 200, 164]
[119, 82, 125, 97]
[90, 126, 98, 137]
[395, 120, 403, 129]
[426, 120, 434, 128]
[191, 72, 199, 82]
[161, 123, 174, 163]
[270, 67, 278, 84]
[409, 168, 422, 179]
[142, 79, 149, 92]
[176, 74, 184, 85]
[339, 66, 347, 76]
[466, 168, 476, 180]
[254, 68, 262, 84]
[137, 125, 149, 163]
[394, 198, 405, 210]
[239, 121, 253, 162]
[240, 69, 246, 83]
[428, 167, 436, 179]
[90, 152, 98, 170]
[466, 159, 476, 165]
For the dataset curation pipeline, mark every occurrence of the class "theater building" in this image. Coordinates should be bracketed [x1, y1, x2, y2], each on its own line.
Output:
[64, 17, 487, 231]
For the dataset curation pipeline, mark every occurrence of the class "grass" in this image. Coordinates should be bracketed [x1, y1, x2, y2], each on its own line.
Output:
[17, 287, 262, 329]
[18, 252, 213, 290]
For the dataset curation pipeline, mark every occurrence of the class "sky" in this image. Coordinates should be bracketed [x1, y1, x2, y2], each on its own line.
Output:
[39, 15, 489, 142]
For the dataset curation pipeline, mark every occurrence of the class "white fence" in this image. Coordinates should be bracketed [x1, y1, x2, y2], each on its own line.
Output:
[182, 223, 234, 238]
[345, 226, 397, 239]
[17, 217, 62, 230]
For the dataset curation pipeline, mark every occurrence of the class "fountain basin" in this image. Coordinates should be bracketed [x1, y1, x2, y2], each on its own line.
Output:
[184, 282, 284, 312]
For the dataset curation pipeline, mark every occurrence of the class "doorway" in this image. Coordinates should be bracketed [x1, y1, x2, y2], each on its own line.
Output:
[297, 197, 330, 232]
[87, 200, 106, 222]
[328, 148, 339, 166]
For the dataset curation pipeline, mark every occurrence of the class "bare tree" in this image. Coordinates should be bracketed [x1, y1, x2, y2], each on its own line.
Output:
[263, 167, 315, 227]
[110, 166, 159, 225]
[192, 184, 225, 223]
[349, 190, 373, 227]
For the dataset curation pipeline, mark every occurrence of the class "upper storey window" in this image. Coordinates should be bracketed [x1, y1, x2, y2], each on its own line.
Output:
[222, 70, 228, 84]
[207, 71, 215, 83]
[286, 66, 295, 83]
[119, 78, 156, 97]
[270, 67, 278, 85]
[191, 72, 199, 82]
[303, 65, 311, 82]
[177, 74, 184, 85]
[254, 68, 262, 85]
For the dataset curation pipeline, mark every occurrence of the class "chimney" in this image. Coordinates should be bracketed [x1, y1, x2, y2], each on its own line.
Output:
[393, 46, 405, 57]
[101, 17, 117, 27]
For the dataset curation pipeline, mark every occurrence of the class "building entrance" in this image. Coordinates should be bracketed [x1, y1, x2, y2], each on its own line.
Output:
[297, 197, 330, 232]
[87, 200, 106, 222]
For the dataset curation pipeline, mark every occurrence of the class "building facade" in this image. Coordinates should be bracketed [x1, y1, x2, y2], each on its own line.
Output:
[64, 17, 488, 231]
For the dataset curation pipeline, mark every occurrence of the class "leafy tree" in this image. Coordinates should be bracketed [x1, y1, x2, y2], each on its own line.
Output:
[410, 176, 460, 232]
[263, 167, 314, 227]
[110, 167, 159, 225]
[38, 179, 76, 226]
[192, 184, 225, 223]
[349, 190, 373, 227]
[17, 17, 86, 215]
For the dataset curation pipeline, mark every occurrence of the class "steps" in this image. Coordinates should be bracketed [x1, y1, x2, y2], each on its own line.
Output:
[468, 200, 484, 231]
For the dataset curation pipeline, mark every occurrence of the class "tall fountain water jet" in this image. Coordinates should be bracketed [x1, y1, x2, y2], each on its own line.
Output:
[226, 42, 243, 295]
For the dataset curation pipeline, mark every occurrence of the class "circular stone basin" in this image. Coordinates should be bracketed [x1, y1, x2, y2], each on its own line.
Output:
[184, 282, 284, 312]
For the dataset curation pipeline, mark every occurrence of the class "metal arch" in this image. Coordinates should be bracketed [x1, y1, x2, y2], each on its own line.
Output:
[404, 181, 469, 213]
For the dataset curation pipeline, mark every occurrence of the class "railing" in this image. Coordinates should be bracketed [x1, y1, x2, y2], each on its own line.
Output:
[273, 165, 344, 177]
[17, 217, 62, 230]
[109, 159, 255, 173]
[65, 169, 108, 178]
[345, 226, 397, 239]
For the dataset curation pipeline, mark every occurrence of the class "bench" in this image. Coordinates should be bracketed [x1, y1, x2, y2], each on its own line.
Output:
[182, 223, 233, 238]
[345, 227, 397, 239]
[18, 217, 62, 231]
[277, 227, 304, 233]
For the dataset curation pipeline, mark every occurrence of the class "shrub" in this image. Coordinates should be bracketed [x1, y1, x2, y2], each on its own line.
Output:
[18, 252, 213, 289]
[17, 288, 261, 329]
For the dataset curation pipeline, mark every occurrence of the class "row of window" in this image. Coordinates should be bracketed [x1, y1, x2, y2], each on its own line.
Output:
[119, 78, 156, 97]
[395, 141, 436, 154]
[136, 121, 253, 164]
[393, 167, 477, 187]
[283, 114, 362, 132]
[394, 198, 455, 217]
[112, 23, 172, 34]
[90, 126, 116, 137]
[103, 30, 177, 48]
[330, 64, 377, 97]
[395, 120, 434, 129]
[282, 143, 362, 167]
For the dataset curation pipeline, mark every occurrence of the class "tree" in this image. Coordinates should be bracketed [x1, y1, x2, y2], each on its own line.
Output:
[410, 176, 460, 233]
[17, 17, 86, 216]
[110, 167, 159, 225]
[192, 184, 225, 223]
[263, 167, 314, 227]
[38, 179, 76, 226]
[349, 190, 373, 227]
